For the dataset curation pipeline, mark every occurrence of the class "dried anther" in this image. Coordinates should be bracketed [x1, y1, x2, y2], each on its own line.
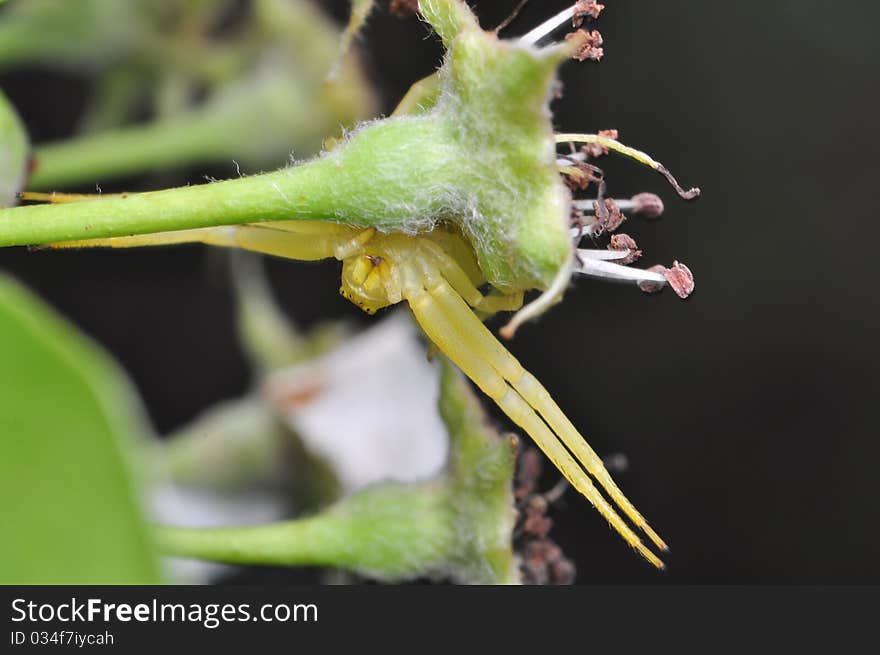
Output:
[566, 29, 604, 61]
[635, 262, 695, 298]
[563, 171, 593, 191]
[563, 162, 603, 190]
[663, 261, 695, 298]
[595, 197, 625, 232]
[521, 539, 576, 585]
[514, 448, 543, 501]
[573, 0, 605, 27]
[389, 0, 419, 17]
[608, 233, 642, 265]
[522, 496, 553, 538]
[514, 447, 576, 584]
[630, 192, 665, 219]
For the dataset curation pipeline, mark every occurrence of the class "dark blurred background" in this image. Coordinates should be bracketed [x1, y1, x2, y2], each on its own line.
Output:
[2, 0, 879, 584]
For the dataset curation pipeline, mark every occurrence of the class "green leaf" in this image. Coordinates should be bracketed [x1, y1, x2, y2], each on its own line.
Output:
[0, 89, 28, 207]
[0, 276, 161, 583]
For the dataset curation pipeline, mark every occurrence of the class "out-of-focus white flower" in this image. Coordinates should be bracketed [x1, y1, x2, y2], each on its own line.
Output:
[263, 312, 448, 493]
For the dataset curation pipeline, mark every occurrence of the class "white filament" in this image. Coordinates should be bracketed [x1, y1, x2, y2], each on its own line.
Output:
[574, 255, 667, 285]
[518, 5, 576, 47]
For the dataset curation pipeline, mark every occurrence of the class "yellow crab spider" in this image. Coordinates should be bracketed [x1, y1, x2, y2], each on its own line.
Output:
[50, 219, 668, 569]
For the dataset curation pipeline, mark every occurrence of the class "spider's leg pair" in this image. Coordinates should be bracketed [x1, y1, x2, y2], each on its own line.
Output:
[393, 248, 667, 568]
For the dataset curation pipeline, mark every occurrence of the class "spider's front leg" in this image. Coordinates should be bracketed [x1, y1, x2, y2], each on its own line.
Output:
[419, 239, 524, 315]
[397, 248, 667, 569]
[45, 220, 375, 264]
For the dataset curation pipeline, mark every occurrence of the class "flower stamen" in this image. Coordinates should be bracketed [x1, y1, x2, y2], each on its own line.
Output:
[572, 193, 664, 219]
[556, 133, 701, 200]
[574, 256, 695, 299]
[518, 5, 578, 46]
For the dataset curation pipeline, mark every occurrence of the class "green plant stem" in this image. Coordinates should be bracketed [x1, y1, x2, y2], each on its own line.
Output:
[156, 483, 455, 580]
[32, 116, 243, 190]
[5, 171, 312, 245]
[2, 118, 452, 246]
[28, 63, 338, 189]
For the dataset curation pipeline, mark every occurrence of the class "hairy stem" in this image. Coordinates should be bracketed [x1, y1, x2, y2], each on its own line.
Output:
[1, 117, 455, 246]
[156, 482, 454, 579]
[2, 165, 330, 246]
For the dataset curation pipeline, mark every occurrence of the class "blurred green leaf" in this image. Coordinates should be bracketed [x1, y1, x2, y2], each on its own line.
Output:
[0, 0, 150, 72]
[0, 89, 27, 207]
[0, 276, 161, 583]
